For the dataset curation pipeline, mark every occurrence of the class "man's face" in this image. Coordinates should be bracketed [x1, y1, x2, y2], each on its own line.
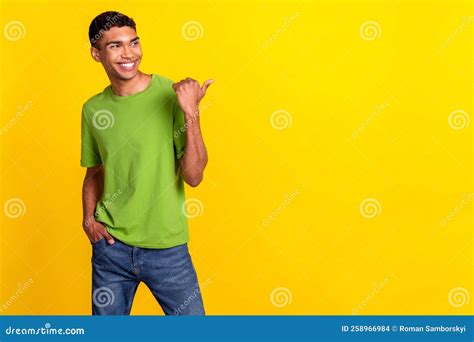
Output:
[91, 26, 142, 80]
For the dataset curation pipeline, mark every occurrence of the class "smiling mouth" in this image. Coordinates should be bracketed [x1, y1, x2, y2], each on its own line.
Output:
[117, 60, 137, 71]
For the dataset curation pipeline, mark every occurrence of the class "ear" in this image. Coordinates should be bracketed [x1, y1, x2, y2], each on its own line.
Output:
[90, 46, 101, 63]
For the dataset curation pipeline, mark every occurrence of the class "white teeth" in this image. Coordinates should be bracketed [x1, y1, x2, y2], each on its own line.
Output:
[119, 62, 135, 69]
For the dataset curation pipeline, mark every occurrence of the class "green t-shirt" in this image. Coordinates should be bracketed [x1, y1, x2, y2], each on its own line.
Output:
[80, 73, 189, 248]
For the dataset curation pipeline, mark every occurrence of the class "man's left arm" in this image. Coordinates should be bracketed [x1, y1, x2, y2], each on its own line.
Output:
[173, 78, 214, 187]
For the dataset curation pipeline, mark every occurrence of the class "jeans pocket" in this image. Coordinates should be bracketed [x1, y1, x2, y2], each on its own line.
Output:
[91, 237, 105, 247]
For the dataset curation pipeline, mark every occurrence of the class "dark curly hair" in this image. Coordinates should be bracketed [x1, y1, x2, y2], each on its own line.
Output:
[88, 11, 136, 48]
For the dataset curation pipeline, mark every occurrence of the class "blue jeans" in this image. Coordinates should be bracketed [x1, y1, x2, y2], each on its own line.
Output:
[91, 237, 205, 315]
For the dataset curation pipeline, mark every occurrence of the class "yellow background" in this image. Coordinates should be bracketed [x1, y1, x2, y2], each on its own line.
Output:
[0, 0, 472, 315]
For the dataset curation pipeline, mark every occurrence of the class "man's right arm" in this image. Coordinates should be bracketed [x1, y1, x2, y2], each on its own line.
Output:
[82, 165, 115, 244]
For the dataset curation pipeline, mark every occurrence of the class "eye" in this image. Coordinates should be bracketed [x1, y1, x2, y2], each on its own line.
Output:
[131, 41, 140, 46]
[109, 44, 120, 49]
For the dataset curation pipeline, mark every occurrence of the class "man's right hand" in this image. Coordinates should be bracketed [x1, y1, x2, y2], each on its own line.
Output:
[83, 219, 115, 245]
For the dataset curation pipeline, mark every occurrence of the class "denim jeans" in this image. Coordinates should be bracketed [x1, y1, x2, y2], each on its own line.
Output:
[91, 237, 205, 315]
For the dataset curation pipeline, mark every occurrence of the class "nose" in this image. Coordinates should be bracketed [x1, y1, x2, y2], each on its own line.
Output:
[121, 45, 133, 59]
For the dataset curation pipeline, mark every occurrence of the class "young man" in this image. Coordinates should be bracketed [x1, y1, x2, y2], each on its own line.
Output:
[81, 11, 212, 315]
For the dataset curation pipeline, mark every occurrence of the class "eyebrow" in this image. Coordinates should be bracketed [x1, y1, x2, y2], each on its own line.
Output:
[105, 36, 140, 47]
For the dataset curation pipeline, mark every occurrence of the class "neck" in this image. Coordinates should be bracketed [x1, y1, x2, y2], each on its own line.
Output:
[109, 71, 151, 97]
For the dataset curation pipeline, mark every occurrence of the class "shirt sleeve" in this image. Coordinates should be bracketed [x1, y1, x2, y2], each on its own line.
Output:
[80, 105, 102, 167]
[172, 98, 187, 160]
